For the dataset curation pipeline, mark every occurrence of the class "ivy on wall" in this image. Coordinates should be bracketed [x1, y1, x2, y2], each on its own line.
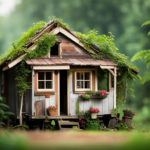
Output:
[0, 17, 139, 107]
[16, 33, 56, 96]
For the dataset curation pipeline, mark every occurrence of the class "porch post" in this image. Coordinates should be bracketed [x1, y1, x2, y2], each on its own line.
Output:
[32, 69, 34, 115]
[114, 67, 117, 109]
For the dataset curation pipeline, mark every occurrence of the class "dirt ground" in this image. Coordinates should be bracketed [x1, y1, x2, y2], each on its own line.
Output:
[15, 130, 130, 149]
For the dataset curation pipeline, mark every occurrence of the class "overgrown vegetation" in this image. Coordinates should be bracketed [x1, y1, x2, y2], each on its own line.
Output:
[0, 21, 46, 65]
[77, 30, 140, 107]
[131, 20, 150, 84]
[0, 17, 139, 110]
[0, 97, 14, 125]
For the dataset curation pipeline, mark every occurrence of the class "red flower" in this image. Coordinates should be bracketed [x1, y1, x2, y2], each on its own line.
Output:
[125, 113, 128, 116]
[126, 108, 129, 111]
[142, 130, 145, 132]
[81, 95, 83, 97]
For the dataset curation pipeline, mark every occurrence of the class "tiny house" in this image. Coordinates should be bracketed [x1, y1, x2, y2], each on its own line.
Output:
[0, 20, 138, 127]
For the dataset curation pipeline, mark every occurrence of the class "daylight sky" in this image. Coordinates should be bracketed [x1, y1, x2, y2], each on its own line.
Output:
[0, 0, 20, 16]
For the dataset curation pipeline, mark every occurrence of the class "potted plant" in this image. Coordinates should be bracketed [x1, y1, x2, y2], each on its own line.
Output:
[87, 106, 100, 119]
[80, 94, 90, 100]
[47, 105, 57, 116]
[122, 108, 136, 127]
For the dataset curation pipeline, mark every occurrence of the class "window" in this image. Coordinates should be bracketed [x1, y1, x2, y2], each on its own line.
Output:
[74, 71, 92, 91]
[38, 71, 54, 90]
[50, 44, 59, 57]
[1, 72, 4, 93]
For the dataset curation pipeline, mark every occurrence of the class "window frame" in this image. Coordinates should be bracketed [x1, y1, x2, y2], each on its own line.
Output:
[37, 71, 54, 91]
[74, 71, 92, 92]
[49, 43, 60, 58]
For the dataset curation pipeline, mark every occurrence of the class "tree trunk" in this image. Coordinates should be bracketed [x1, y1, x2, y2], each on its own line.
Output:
[19, 94, 24, 126]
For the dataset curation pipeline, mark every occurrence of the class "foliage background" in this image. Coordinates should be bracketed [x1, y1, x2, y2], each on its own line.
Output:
[0, 0, 150, 125]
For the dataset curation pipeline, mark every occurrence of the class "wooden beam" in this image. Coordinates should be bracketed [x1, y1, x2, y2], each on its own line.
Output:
[3, 66, 9, 71]
[8, 54, 26, 68]
[100, 66, 115, 69]
[33, 65, 70, 70]
[114, 67, 117, 109]
[107, 68, 116, 76]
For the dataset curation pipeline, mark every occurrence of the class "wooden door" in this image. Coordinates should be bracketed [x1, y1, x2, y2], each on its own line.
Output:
[35, 100, 45, 116]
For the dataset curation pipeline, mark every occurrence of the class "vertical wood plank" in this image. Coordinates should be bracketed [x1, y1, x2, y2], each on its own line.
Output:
[92, 71, 95, 90]
[45, 97, 50, 115]
[32, 70, 35, 115]
[108, 89, 114, 114]
[83, 100, 91, 112]
[114, 67, 117, 109]
[34, 71, 37, 91]
[92, 99, 103, 115]
[55, 71, 58, 116]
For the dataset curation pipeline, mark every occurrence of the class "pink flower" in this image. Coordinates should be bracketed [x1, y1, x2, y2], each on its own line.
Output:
[102, 93, 104, 96]
[99, 91, 102, 94]
[104, 90, 106, 93]
[81, 95, 83, 97]
[104, 94, 106, 96]
[126, 108, 129, 111]
[133, 111, 136, 114]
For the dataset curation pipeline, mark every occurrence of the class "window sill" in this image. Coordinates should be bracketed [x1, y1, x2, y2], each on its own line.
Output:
[34, 91, 55, 95]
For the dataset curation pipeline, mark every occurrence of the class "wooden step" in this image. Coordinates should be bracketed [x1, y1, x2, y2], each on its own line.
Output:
[58, 121, 80, 130]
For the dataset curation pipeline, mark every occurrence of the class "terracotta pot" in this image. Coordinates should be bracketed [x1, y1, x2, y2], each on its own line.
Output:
[45, 94, 50, 98]
[122, 116, 132, 127]
[48, 109, 56, 116]
[91, 112, 97, 119]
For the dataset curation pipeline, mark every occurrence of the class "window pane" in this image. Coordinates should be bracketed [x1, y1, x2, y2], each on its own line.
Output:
[77, 72, 83, 80]
[77, 73, 80, 80]
[85, 72, 90, 80]
[38, 81, 44, 89]
[85, 81, 90, 88]
[77, 81, 83, 89]
[46, 81, 52, 89]
[38, 72, 44, 80]
[46, 72, 52, 80]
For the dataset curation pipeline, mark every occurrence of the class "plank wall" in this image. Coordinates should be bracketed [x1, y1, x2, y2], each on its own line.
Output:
[68, 70, 114, 115]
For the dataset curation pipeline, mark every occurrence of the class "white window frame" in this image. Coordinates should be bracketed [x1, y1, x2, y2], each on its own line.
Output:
[37, 71, 54, 91]
[74, 71, 92, 92]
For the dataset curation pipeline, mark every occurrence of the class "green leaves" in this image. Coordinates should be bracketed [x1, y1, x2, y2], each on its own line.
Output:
[141, 20, 150, 27]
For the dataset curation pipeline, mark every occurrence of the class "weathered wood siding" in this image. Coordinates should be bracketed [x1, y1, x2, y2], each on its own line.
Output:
[8, 68, 19, 116]
[33, 95, 55, 116]
[25, 89, 32, 116]
[68, 71, 114, 115]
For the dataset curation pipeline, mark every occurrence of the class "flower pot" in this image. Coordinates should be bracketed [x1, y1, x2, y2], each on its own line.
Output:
[122, 116, 132, 127]
[91, 112, 97, 119]
[45, 94, 50, 98]
[48, 110, 56, 116]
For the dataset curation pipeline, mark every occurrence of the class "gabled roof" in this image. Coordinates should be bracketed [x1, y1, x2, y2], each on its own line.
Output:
[0, 19, 138, 75]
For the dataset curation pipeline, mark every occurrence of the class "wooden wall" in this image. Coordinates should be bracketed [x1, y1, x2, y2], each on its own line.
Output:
[68, 70, 114, 115]
[8, 68, 19, 117]
[33, 71, 58, 116]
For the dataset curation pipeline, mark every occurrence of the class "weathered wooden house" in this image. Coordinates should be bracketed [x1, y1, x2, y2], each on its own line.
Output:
[0, 20, 138, 128]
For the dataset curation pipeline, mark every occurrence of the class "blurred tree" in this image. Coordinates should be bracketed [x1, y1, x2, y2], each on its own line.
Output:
[131, 20, 150, 84]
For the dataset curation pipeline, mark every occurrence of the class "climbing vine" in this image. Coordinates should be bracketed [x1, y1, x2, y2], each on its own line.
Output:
[16, 33, 56, 96]
[77, 30, 140, 107]
[0, 17, 140, 107]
